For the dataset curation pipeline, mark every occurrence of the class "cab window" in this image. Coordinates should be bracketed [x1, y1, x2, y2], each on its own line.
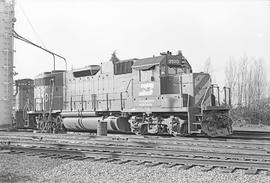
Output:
[139, 70, 153, 82]
[139, 66, 155, 82]
[168, 67, 177, 75]
[160, 65, 166, 75]
[168, 67, 184, 75]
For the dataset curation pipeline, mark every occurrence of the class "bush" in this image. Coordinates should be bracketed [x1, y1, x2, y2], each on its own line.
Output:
[230, 104, 270, 126]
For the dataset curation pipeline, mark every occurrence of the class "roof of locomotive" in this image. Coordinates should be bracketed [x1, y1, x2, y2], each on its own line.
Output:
[114, 58, 138, 63]
[132, 55, 165, 70]
[71, 65, 100, 71]
[72, 65, 101, 77]
[132, 51, 193, 72]
[34, 70, 65, 79]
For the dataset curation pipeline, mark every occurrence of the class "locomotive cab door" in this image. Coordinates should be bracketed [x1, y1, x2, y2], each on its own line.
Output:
[159, 63, 184, 108]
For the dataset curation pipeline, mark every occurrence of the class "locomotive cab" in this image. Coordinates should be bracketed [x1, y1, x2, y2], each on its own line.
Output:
[129, 51, 232, 137]
[130, 51, 193, 112]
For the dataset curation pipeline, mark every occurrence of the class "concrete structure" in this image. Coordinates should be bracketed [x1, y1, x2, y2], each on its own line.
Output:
[0, 0, 15, 130]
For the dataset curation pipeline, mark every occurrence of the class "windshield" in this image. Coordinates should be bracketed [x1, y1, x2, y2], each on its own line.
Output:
[168, 67, 185, 75]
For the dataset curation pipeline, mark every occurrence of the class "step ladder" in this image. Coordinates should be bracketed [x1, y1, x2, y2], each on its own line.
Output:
[190, 114, 202, 134]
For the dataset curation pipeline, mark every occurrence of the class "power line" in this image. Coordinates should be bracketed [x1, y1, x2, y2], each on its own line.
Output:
[17, 2, 46, 48]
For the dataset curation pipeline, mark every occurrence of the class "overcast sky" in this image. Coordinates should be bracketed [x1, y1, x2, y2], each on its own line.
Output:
[13, 0, 270, 85]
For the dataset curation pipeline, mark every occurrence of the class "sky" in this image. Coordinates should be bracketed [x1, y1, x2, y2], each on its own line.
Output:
[13, 0, 270, 86]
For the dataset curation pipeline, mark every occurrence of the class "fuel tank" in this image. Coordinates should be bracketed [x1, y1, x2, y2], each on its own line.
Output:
[62, 116, 131, 132]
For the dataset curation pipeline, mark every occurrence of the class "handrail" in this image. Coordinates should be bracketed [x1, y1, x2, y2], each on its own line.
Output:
[125, 78, 134, 96]
[200, 84, 212, 113]
[187, 94, 190, 108]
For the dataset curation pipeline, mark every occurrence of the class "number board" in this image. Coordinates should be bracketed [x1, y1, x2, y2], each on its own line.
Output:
[167, 59, 182, 67]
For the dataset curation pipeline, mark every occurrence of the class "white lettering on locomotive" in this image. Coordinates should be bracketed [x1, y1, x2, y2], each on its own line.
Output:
[138, 83, 154, 96]
[167, 59, 181, 65]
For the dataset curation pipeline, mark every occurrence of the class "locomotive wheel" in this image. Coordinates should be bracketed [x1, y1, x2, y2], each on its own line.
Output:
[170, 119, 188, 137]
[179, 122, 188, 137]
[55, 116, 63, 132]
[135, 123, 148, 135]
[171, 124, 180, 137]
[39, 121, 45, 131]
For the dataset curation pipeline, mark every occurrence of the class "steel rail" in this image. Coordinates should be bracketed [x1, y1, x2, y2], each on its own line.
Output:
[1, 144, 270, 172]
[1, 136, 270, 155]
[1, 133, 270, 153]
[2, 140, 270, 162]
[2, 132, 270, 146]
[232, 130, 270, 135]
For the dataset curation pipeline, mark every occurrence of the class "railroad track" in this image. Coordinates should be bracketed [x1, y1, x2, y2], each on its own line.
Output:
[1, 132, 270, 154]
[1, 136, 270, 175]
[1, 136, 270, 155]
[2, 139, 270, 160]
[225, 130, 270, 141]
[4, 128, 270, 140]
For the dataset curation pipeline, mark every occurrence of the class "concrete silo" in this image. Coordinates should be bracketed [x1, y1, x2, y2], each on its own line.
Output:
[0, 0, 15, 130]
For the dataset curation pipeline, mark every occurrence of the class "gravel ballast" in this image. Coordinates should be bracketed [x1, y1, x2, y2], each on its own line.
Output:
[1, 153, 270, 183]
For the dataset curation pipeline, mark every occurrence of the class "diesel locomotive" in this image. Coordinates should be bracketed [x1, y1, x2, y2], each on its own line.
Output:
[24, 51, 232, 137]
[13, 79, 34, 129]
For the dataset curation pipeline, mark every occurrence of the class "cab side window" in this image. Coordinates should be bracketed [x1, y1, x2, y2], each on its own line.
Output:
[160, 65, 166, 75]
[139, 67, 155, 82]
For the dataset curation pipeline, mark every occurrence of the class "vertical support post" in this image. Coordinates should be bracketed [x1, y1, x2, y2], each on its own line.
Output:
[70, 96, 73, 111]
[64, 72, 67, 109]
[210, 84, 214, 106]
[211, 84, 214, 94]
[217, 86, 220, 106]
[106, 93, 109, 111]
[81, 95, 84, 111]
[120, 92, 123, 110]
[224, 87, 227, 106]
[228, 87, 231, 107]
[91, 94, 96, 111]
[131, 79, 134, 97]
[53, 55, 56, 71]
[179, 75, 183, 95]
[34, 98, 36, 112]
[42, 97, 44, 112]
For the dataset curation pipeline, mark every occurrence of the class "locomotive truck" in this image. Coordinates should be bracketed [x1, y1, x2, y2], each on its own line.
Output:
[24, 51, 232, 137]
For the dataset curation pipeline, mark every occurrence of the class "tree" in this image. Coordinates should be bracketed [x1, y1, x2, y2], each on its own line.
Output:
[224, 55, 267, 107]
[203, 57, 215, 82]
[203, 57, 213, 75]
[236, 55, 248, 106]
[225, 56, 269, 125]
[225, 57, 237, 105]
[253, 58, 266, 106]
